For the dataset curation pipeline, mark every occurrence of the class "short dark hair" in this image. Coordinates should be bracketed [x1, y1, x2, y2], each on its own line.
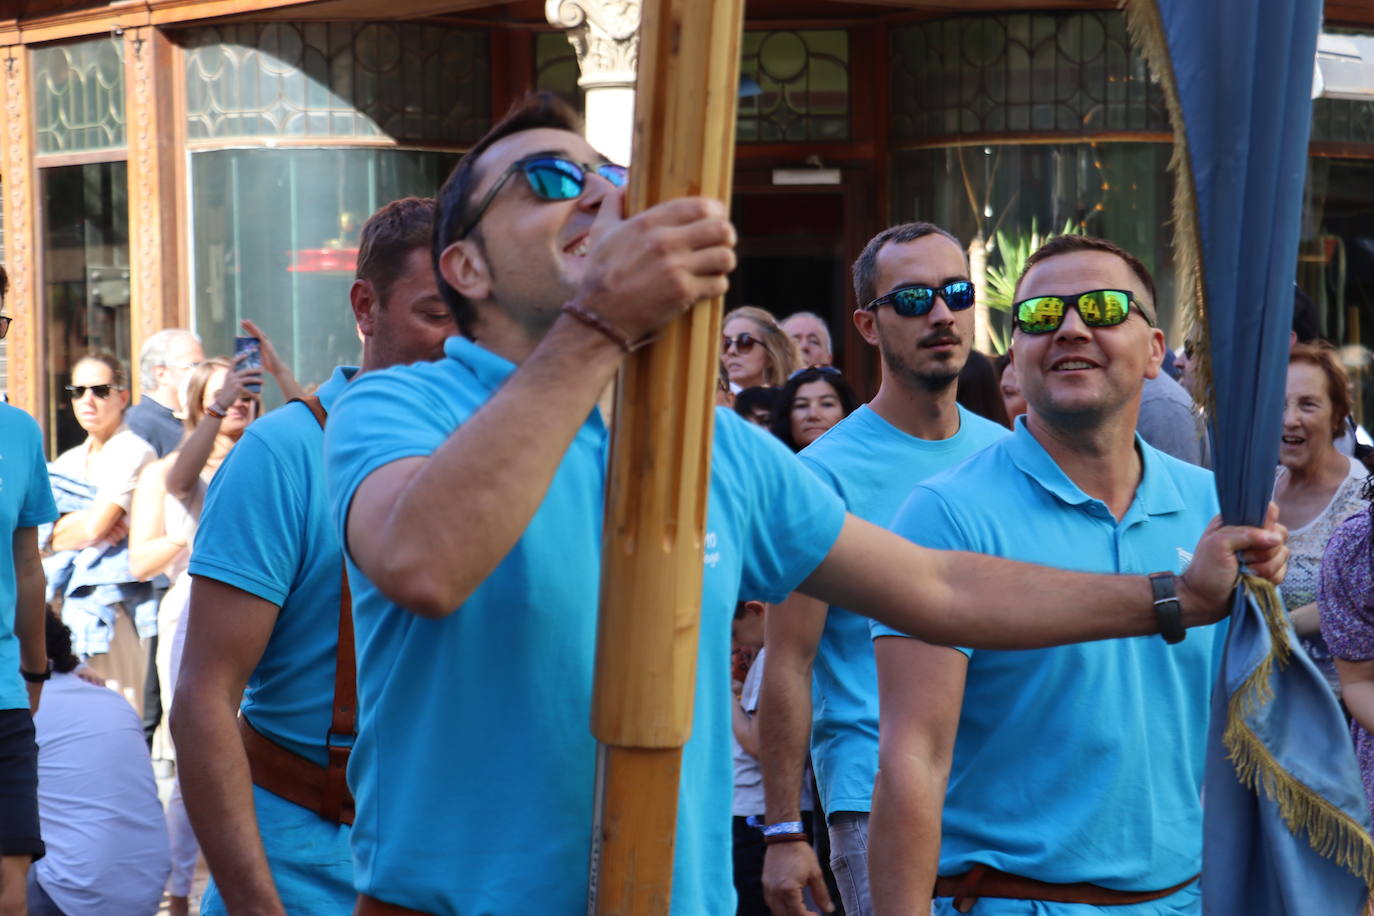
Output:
[357, 197, 435, 305]
[769, 367, 859, 452]
[46, 609, 80, 674]
[1016, 235, 1158, 323]
[852, 222, 963, 307]
[433, 93, 584, 338]
[733, 386, 785, 423]
[1292, 285, 1320, 344]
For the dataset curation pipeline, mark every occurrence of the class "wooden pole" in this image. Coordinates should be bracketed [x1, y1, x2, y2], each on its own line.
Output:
[588, 0, 745, 913]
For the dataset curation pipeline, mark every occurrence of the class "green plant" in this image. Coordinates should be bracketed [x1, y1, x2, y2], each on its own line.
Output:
[980, 219, 1084, 354]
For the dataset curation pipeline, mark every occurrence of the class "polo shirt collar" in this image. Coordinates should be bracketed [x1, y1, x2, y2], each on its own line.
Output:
[1007, 416, 1188, 519]
[317, 365, 359, 413]
[446, 336, 515, 391]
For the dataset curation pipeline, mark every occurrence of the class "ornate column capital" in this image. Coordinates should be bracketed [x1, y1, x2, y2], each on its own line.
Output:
[545, 0, 642, 89]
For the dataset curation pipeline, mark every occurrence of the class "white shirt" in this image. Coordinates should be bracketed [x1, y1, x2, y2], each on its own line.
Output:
[51, 425, 156, 511]
[31, 672, 170, 915]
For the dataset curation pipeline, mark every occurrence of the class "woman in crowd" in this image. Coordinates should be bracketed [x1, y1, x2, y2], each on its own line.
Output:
[722, 306, 802, 391]
[956, 350, 1011, 428]
[1274, 342, 1369, 694]
[46, 353, 157, 714]
[768, 367, 859, 453]
[994, 352, 1027, 424]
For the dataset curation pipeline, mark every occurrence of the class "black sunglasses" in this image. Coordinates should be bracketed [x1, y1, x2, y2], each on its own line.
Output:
[0, 316, 10, 340]
[65, 384, 117, 400]
[1013, 289, 1153, 335]
[722, 333, 760, 355]
[866, 281, 976, 317]
[457, 155, 629, 240]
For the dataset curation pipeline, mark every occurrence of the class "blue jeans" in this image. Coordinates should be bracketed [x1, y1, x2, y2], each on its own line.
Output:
[200, 785, 354, 915]
[828, 811, 873, 916]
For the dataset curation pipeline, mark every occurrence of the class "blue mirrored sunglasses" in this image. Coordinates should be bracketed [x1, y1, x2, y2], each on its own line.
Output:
[457, 156, 628, 239]
[865, 281, 975, 317]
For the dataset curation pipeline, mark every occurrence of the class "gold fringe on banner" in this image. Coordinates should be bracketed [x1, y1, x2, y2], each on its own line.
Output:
[1121, 0, 1374, 894]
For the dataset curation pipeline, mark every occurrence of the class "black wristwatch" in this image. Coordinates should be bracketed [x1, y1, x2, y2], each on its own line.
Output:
[1149, 572, 1186, 645]
[20, 660, 52, 683]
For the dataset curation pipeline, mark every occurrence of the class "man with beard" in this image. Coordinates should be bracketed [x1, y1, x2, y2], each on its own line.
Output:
[869, 236, 1227, 914]
[758, 223, 1008, 916]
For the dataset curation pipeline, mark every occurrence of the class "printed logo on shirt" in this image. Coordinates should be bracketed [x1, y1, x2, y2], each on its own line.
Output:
[704, 530, 721, 569]
[1177, 547, 1194, 571]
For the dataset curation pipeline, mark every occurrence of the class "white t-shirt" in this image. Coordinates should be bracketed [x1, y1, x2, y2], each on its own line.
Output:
[732, 648, 815, 817]
[31, 672, 170, 914]
[51, 425, 156, 511]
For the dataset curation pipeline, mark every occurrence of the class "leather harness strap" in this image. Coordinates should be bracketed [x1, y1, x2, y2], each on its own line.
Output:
[934, 864, 1199, 912]
[237, 395, 356, 825]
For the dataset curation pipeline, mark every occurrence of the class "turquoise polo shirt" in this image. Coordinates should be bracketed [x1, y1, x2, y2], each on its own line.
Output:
[0, 404, 59, 711]
[324, 336, 846, 915]
[799, 404, 1006, 815]
[189, 366, 358, 765]
[872, 419, 1223, 900]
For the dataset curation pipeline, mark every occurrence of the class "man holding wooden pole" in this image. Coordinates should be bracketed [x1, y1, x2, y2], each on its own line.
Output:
[320, 92, 1287, 915]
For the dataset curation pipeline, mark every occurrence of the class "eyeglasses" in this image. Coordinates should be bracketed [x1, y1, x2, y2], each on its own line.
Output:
[788, 366, 841, 381]
[65, 384, 117, 400]
[1013, 289, 1153, 335]
[457, 155, 629, 239]
[866, 281, 976, 317]
[722, 333, 760, 355]
[0, 316, 10, 340]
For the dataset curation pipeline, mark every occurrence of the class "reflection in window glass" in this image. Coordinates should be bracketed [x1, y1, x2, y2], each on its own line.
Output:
[892, 143, 1177, 341]
[42, 162, 131, 454]
[32, 36, 127, 155]
[189, 148, 458, 408]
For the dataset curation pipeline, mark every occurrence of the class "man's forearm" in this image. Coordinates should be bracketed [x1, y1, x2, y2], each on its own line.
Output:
[15, 530, 47, 676]
[351, 315, 624, 617]
[758, 663, 812, 823]
[172, 691, 284, 916]
[869, 765, 943, 915]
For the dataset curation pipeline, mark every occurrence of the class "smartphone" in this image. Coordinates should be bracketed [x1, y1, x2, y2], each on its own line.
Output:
[234, 336, 263, 393]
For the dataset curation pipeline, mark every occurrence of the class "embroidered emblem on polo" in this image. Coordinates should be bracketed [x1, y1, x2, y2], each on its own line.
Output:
[1177, 547, 1194, 571]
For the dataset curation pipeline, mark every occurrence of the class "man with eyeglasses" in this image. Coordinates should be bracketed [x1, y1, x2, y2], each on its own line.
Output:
[869, 235, 1228, 915]
[323, 96, 1284, 916]
[0, 265, 61, 915]
[759, 223, 1009, 916]
[126, 329, 205, 459]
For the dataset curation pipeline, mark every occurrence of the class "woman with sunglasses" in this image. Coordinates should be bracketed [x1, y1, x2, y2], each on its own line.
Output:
[46, 353, 157, 714]
[722, 306, 802, 391]
[769, 367, 859, 453]
[129, 354, 267, 916]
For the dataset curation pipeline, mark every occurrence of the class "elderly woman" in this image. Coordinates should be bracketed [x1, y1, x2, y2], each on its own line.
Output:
[722, 306, 802, 391]
[768, 367, 859, 453]
[44, 353, 156, 714]
[1274, 342, 1369, 693]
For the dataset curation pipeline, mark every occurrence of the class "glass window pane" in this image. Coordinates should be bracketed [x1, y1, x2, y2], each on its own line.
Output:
[739, 30, 849, 143]
[189, 148, 458, 410]
[32, 36, 127, 155]
[42, 162, 131, 454]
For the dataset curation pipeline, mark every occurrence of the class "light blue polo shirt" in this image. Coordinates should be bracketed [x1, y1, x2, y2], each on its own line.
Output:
[872, 419, 1223, 903]
[0, 404, 59, 711]
[799, 404, 1006, 815]
[189, 366, 358, 766]
[324, 336, 846, 915]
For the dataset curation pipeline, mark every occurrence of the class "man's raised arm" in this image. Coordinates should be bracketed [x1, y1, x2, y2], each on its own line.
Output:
[800, 510, 1286, 650]
[342, 194, 735, 618]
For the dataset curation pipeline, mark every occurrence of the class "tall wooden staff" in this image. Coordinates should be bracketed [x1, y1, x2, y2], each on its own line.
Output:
[588, 0, 745, 913]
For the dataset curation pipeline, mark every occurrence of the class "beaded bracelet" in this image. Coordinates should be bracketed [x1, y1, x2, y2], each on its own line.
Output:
[561, 300, 656, 353]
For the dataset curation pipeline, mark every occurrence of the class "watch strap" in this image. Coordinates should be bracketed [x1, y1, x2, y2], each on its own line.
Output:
[20, 660, 52, 683]
[1149, 572, 1186, 645]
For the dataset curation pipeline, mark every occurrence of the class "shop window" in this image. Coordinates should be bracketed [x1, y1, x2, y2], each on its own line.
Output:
[1312, 98, 1374, 145]
[738, 30, 849, 143]
[181, 22, 490, 144]
[188, 147, 458, 408]
[892, 142, 1177, 347]
[890, 13, 1168, 141]
[42, 162, 131, 454]
[32, 35, 127, 155]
